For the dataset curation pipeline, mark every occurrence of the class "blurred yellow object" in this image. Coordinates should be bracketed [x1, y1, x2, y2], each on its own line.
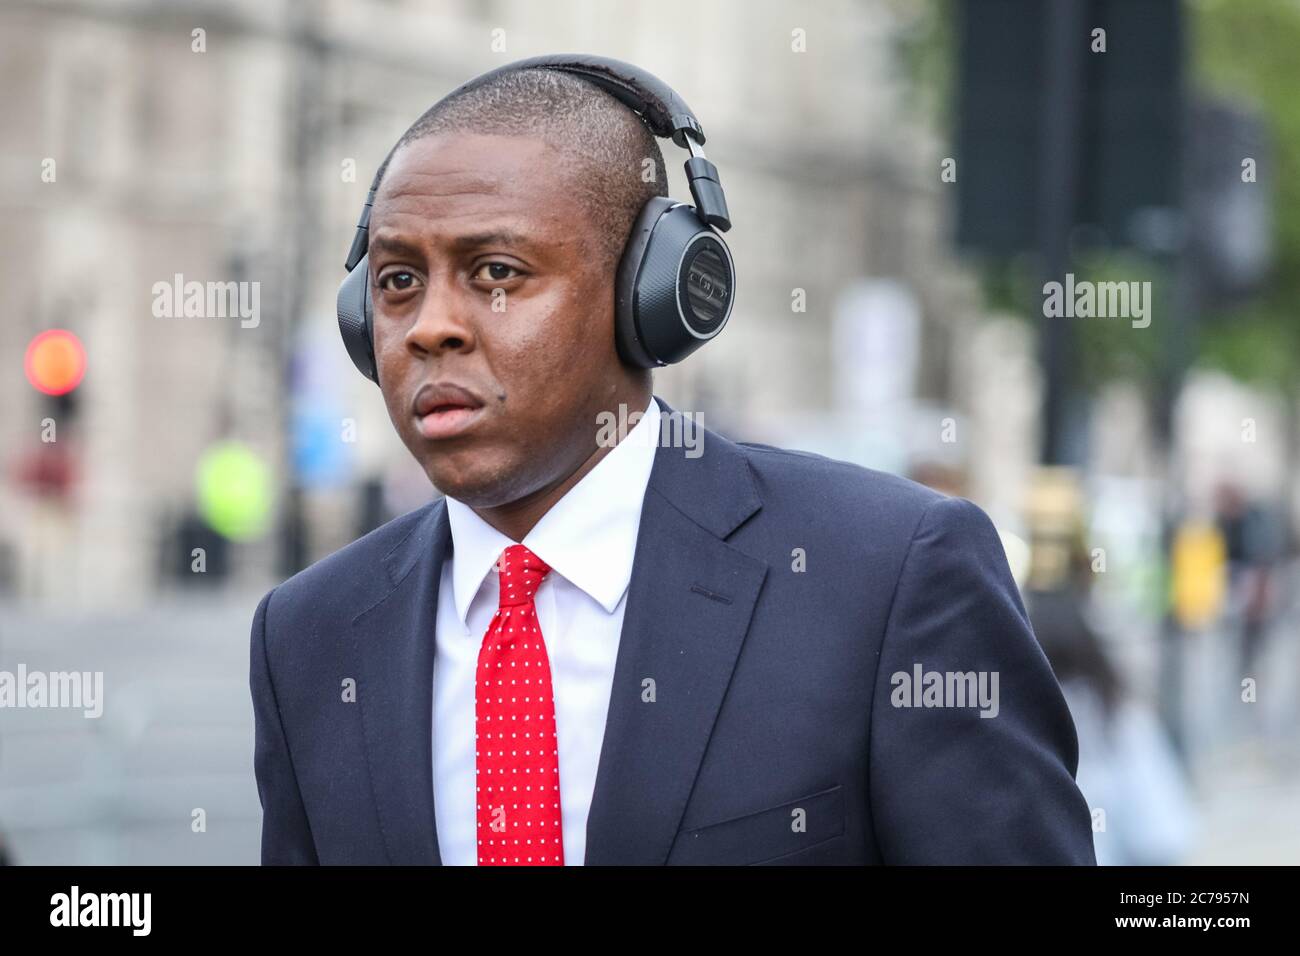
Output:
[196, 442, 273, 542]
[1170, 521, 1226, 630]
[1026, 466, 1085, 591]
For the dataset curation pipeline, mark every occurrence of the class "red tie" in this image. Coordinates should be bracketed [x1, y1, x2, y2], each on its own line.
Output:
[476, 544, 565, 865]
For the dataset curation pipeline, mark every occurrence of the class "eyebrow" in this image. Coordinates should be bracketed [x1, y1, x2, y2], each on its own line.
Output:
[368, 230, 541, 260]
[448, 230, 538, 253]
[368, 234, 424, 260]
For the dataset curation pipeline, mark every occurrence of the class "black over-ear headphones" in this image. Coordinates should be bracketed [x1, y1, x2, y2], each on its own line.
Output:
[336, 54, 734, 384]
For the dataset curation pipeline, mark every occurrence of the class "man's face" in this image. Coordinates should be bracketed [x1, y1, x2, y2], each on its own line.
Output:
[367, 132, 634, 507]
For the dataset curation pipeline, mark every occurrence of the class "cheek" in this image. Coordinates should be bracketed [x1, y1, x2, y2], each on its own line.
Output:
[535, 279, 612, 362]
[490, 290, 599, 384]
[370, 325, 417, 420]
[372, 316, 408, 378]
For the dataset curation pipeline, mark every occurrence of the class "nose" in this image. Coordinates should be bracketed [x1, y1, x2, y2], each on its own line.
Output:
[403, 277, 477, 358]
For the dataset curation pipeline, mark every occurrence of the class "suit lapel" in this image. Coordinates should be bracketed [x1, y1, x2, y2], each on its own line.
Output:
[349, 499, 450, 865]
[346, 398, 769, 866]
[584, 398, 769, 864]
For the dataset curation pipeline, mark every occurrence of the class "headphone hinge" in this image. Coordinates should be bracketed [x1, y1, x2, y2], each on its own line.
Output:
[344, 190, 376, 272]
[684, 157, 731, 232]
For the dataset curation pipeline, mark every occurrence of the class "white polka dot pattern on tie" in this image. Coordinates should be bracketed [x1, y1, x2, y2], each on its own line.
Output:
[475, 543, 564, 866]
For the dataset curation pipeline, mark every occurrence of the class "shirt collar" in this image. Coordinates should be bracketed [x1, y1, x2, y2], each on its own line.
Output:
[443, 396, 660, 628]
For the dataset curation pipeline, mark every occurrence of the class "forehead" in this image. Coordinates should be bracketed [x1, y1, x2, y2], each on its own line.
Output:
[371, 132, 582, 237]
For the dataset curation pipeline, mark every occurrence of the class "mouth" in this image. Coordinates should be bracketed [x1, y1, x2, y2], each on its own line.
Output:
[411, 381, 487, 440]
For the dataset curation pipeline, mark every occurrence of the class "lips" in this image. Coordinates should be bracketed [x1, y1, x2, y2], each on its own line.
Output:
[412, 382, 487, 440]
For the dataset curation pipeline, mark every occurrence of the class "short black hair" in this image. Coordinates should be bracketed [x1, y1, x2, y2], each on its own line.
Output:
[376, 68, 670, 271]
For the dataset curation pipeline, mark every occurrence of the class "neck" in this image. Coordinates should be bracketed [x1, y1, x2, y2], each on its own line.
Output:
[474, 386, 652, 541]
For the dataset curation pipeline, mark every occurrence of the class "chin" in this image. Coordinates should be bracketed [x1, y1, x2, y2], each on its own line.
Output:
[423, 456, 525, 508]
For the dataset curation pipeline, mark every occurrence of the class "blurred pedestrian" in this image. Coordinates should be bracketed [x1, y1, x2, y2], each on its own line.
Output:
[1214, 482, 1285, 674]
[1028, 588, 1198, 865]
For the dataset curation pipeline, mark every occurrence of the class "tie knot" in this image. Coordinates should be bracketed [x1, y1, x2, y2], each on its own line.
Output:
[496, 544, 551, 608]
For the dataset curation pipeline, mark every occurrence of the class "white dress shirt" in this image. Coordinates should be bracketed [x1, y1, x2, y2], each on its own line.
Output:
[432, 396, 660, 865]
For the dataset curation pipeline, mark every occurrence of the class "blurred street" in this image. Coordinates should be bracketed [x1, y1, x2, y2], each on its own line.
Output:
[0, 597, 262, 864]
[2, 574, 1298, 864]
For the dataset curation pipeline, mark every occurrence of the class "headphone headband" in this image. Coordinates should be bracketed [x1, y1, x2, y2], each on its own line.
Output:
[343, 54, 729, 272]
[444, 54, 707, 148]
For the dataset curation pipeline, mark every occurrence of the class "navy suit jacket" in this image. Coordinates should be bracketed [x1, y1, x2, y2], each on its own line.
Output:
[250, 396, 1097, 865]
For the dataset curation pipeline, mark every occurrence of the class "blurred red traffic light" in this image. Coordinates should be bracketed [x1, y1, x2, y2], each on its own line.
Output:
[24, 329, 86, 396]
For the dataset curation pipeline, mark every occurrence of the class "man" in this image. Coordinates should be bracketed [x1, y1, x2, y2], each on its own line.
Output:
[250, 65, 1096, 865]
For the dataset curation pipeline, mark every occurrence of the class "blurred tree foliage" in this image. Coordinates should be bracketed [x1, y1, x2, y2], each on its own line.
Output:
[899, 0, 1299, 403]
[1192, 0, 1300, 395]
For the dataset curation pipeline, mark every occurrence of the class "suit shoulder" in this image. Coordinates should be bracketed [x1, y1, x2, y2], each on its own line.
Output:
[262, 500, 438, 624]
[734, 439, 945, 522]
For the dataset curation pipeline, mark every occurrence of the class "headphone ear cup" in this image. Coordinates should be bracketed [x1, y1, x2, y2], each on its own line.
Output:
[337, 254, 379, 383]
[615, 196, 676, 368]
[615, 197, 734, 368]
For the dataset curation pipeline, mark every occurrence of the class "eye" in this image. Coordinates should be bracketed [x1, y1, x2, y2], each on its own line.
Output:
[377, 270, 421, 293]
[472, 262, 522, 283]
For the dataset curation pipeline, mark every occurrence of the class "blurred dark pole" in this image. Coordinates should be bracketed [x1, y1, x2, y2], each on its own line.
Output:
[1155, 255, 1199, 760]
[1149, 95, 1273, 759]
[1036, 0, 1088, 467]
[278, 0, 328, 578]
[1129, 9, 1191, 764]
[958, 0, 1185, 469]
[355, 477, 390, 539]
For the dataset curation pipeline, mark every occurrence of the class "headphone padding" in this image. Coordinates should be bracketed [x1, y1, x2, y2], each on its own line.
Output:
[337, 255, 378, 383]
[615, 196, 677, 367]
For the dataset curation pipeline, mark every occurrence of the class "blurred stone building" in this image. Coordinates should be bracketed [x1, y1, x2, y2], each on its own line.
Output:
[0, 0, 999, 607]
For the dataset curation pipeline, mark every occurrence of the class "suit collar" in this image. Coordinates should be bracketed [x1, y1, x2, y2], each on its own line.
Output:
[348, 498, 449, 864]
[372, 394, 762, 583]
[349, 393, 768, 865]
[583, 396, 769, 863]
[442, 394, 661, 624]
[645, 394, 762, 538]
